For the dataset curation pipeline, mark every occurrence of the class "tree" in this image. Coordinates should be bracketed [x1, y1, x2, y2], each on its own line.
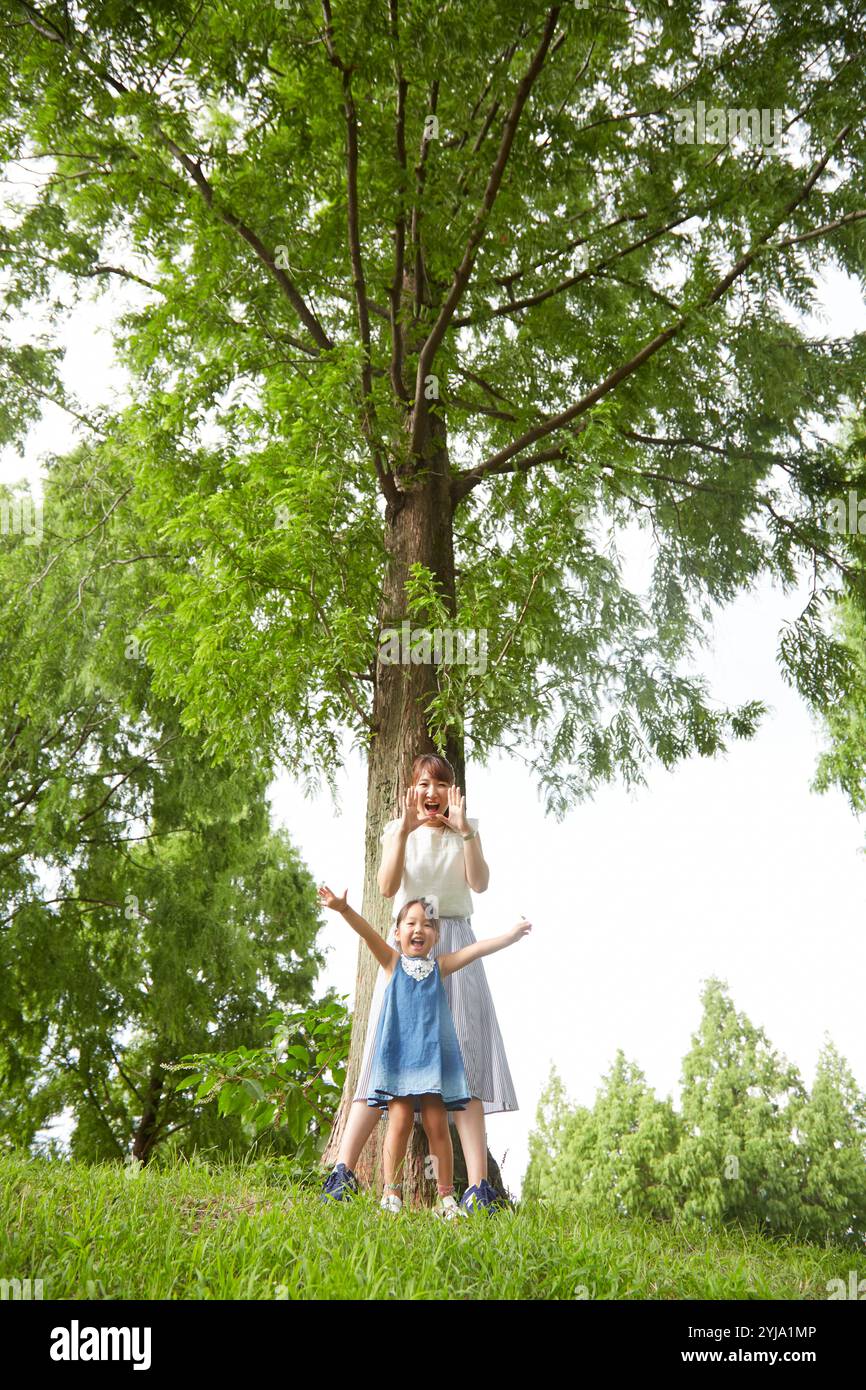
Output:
[0, 451, 325, 1164]
[524, 984, 866, 1245]
[793, 1038, 866, 1246]
[3, 0, 866, 1199]
[524, 1054, 681, 1219]
[523, 1064, 572, 1201]
[669, 978, 808, 1235]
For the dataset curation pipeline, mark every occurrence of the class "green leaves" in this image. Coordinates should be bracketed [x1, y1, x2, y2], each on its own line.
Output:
[2, 1, 866, 810]
[0, 440, 327, 1161]
[526, 981, 866, 1246]
[165, 997, 351, 1144]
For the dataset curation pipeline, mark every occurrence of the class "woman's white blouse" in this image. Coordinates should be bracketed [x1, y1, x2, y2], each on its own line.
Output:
[381, 817, 480, 920]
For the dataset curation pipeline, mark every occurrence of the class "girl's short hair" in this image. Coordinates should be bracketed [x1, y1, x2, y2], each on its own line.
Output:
[395, 897, 440, 933]
[411, 753, 455, 786]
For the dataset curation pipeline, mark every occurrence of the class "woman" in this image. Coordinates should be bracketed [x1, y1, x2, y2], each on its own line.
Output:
[321, 753, 518, 1212]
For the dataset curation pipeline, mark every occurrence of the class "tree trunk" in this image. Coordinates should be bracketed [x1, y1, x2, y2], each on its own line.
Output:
[322, 412, 506, 1205]
[131, 1063, 164, 1166]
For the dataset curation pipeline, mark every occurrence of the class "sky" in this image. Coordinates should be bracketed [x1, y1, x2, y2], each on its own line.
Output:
[3, 243, 865, 1194]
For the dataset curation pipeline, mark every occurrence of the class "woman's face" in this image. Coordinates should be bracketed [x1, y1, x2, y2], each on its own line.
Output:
[395, 902, 439, 957]
[412, 771, 453, 823]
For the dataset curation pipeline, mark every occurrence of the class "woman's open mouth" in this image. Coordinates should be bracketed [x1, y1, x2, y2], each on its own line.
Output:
[423, 800, 441, 814]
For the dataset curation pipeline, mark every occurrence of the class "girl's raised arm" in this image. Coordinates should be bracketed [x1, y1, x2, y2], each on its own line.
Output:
[438, 920, 532, 979]
[317, 885, 398, 971]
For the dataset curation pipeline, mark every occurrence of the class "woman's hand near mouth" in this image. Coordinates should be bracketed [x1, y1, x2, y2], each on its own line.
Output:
[431, 784, 468, 834]
[379, 790, 428, 896]
[399, 787, 429, 834]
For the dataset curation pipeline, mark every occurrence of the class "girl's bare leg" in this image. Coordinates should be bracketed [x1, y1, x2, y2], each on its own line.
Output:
[420, 1096, 454, 1194]
[452, 1097, 487, 1188]
[334, 1099, 381, 1171]
[382, 1098, 414, 1191]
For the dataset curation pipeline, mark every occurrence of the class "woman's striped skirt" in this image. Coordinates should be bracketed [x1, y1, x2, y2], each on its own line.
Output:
[353, 916, 519, 1117]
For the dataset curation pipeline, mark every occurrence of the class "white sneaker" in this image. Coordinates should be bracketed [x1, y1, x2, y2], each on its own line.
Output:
[434, 1193, 466, 1220]
[380, 1192, 402, 1214]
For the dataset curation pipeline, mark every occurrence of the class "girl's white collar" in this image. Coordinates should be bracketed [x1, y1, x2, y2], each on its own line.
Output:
[400, 954, 435, 980]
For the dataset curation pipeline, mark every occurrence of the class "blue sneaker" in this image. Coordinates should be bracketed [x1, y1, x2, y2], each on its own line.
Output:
[460, 1178, 506, 1214]
[320, 1162, 359, 1203]
[459, 1184, 481, 1213]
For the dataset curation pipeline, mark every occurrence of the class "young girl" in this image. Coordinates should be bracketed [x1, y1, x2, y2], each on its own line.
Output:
[322, 754, 519, 1213]
[318, 884, 530, 1217]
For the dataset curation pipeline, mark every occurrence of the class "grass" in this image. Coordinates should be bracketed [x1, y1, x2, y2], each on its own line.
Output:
[0, 1151, 856, 1300]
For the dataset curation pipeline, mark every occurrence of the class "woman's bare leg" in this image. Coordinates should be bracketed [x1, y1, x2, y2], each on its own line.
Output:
[333, 1099, 381, 1171]
[452, 1097, 487, 1188]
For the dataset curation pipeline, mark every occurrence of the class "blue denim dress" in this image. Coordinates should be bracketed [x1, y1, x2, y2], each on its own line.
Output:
[367, 955, 470, 1111]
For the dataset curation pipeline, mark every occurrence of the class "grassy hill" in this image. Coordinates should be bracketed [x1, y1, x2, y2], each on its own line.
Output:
[0, 1152, 855, 1300]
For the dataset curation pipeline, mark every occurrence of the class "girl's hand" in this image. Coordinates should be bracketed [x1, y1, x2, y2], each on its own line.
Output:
[439, 784, 469, 834]
[318, 884, 349, 915]
[508, 918, 532, 944]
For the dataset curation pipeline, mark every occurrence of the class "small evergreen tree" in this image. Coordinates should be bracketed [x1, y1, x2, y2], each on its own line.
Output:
[793, 1039, 866, 1246]
[669, 980, 807, 1235]
[523, 1064, 572, 1201]
[525, 982, 866, 1246]
[526, 1053, 681, 1220]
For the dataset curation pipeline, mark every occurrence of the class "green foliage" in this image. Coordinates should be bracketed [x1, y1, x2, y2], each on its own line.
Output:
[2, 3, 866, 810]
[525, 981, 866, 1248]
[163, 998, 351, 1165]
[814, 596, 866, 812]
[670, 981, 810, 1235]
[793, 1041, 866, 1246]
[526, 1056, 683, 1221]
[0, 446, 326, 1163]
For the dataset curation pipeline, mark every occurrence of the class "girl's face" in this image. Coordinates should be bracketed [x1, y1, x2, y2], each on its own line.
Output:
[395, 902, 439, 957]
[412, 770, 453, 823]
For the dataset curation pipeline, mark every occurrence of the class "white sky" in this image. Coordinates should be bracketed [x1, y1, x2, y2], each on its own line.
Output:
[3, 263, 865, 1196]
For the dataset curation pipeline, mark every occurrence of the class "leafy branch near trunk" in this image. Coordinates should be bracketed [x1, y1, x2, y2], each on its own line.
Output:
[163, 998, 351, 1168]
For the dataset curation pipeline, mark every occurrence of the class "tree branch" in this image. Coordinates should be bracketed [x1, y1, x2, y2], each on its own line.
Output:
[410, 81, 439, 318]
[321, 0, 398, 510]
[617, 429, 790, 465]
[453, 209, 698, 327]
[453, 124, 855, 497]
[770, 207, 866, 251]
[157, 130, 335, 352]
[387, 0, 410, 403]
[604, 461, 856, 580]
[25, 483, 134, 594]
[451, 442, 573, 504]
[16, 1, 334, 354]
[409, 8, 561, 459]
[76, 733, 181, 826]
[109, 1044, 145, 1106]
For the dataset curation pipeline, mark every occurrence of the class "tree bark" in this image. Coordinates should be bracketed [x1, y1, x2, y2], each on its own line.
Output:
[322, 412, 507, 1204]
[131, 1063, 164, 1165]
